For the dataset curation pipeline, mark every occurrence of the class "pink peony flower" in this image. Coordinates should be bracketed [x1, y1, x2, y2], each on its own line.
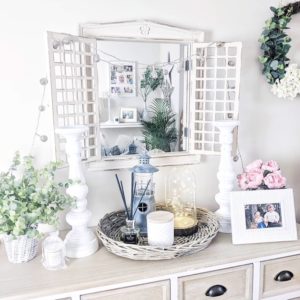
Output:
[237, 173, 248, 190]
[264, 173, 286, 189]
[238, 169, 264, 190]
[246, 170, 264, 189]
[262, 160, 279, 172]
[245, 160, 263, 172]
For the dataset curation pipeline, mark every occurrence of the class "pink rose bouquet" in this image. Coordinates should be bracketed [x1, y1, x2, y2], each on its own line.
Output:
[237, 160, 286, 190]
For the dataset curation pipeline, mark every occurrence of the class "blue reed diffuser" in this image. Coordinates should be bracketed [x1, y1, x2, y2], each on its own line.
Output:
[115, 171, 151, 244]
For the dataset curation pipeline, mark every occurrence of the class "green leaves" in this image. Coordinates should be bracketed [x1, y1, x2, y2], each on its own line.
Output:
[142, 98, 177, 152]
[0, 153, 74, 238]
[258, 4, 296, 84]
[140, 67, 164, 102]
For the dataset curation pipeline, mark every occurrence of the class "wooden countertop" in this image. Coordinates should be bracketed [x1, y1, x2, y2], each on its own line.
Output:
[1, 226, 300, 300]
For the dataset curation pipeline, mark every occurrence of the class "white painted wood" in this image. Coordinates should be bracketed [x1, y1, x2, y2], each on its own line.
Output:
[2, 227, 300, 300]
[214, 120, 239, 233]
[178, 264, 253, 300]
[80, 280, 170, 300]
[55, 126, 98, 258]
[80, 20, 204, 42]
[99, 122, 143, 129]
[48, 32, 100, 163]
[261, 255, 300, 299]
[170, 275, 178, 300]
[87, 152, 202, 171]
[190, 42, 242, 154]
[253, 261, 261, 300]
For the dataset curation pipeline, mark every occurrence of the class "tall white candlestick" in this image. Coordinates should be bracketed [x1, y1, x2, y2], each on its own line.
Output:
[214, 120, 239, 233]
[56, 126, 98, 258]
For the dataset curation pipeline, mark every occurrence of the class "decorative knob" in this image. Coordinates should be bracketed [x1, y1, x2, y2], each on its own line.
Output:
[205, 284, 227, 297]
[274, 270, 294, 282]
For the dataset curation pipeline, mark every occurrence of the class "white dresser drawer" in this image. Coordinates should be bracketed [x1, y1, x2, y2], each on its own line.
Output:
[261, 254, 300, 298]
[80, 280, 170, 300]
[178, 264, 253, 300]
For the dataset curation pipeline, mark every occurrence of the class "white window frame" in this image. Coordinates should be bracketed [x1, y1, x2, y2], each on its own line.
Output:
[48, 21, 242, 170]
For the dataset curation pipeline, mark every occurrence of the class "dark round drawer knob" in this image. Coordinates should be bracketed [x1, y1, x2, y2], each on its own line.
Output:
[274, 270, 294, 282]
[205, 284, 227, 297]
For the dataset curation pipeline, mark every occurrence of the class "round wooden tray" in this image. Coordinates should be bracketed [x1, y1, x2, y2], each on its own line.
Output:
[97, 205, 219, 260]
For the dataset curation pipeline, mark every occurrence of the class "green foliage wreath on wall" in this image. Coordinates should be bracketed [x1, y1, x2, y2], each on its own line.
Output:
[259, 2, 300, 99]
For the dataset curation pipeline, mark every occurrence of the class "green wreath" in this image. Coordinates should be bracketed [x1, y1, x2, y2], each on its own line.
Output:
[259, 2, 300, 84]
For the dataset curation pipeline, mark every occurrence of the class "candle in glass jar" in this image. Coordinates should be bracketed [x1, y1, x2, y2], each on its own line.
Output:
[147, 211, 174, 247]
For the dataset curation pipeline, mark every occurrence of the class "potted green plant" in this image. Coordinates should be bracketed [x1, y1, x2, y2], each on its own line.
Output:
[0, 152, 73, 263]
[142, 98, 178, 152]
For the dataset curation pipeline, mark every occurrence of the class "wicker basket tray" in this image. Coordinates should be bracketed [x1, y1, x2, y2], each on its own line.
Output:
[97, 205, 219, 260]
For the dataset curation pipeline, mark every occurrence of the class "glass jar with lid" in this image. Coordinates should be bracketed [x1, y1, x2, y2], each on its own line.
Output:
[165, 167, 198, 236]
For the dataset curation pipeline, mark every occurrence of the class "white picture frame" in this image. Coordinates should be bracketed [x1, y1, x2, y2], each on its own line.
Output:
[120, 107, 137, 123]
[230, 188, 297, 245]
[110, 61, 136, 97]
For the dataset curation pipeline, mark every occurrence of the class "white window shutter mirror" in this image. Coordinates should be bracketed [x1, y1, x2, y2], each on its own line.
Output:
[190, 42, 242, 154]
[47, 31, 100, 162]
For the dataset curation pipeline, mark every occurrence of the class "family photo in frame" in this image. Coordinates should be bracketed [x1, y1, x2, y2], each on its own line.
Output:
[245, 203, 282, 230]
[230, 189, 297, 245]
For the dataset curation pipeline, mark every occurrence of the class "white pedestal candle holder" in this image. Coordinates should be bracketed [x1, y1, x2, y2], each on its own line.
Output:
[56, 126, 98, 258]
[214, 120, 239, 233]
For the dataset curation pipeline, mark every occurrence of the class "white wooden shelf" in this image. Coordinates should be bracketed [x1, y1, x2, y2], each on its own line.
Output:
[99, 122, 143, 129]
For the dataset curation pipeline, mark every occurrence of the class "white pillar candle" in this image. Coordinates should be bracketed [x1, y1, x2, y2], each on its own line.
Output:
[147, 211, 174, 247]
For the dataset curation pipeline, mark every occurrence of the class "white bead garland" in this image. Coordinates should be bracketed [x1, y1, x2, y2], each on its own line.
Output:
[30, 77, 49, 152]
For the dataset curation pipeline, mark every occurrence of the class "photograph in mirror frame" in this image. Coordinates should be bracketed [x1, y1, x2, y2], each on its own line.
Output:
[230, 189, 297, 245]
[120, 108, 137, 123]
[110, 61, 136, 97]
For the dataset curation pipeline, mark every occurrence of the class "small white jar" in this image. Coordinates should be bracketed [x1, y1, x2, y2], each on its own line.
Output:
[147, 211, 174, 247]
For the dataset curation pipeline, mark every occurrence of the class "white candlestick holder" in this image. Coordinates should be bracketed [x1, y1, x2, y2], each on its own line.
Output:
[56, 126, 98, 258]
[214, 120, 239, 233]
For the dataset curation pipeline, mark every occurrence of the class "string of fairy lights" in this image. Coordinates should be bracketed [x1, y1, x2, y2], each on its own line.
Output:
[29, 47, 199, 151]
[93, 42, 218, 74]
[33, 40, 244, 165]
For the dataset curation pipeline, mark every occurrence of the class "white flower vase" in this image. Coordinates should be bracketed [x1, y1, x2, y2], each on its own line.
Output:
[3, 234, 39, 263]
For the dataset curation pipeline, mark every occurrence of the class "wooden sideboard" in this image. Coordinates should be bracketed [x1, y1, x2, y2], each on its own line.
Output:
[1, 226, 300, 300]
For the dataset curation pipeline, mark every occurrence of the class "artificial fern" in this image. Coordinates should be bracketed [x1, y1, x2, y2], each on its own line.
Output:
[142, 98, 177, 152]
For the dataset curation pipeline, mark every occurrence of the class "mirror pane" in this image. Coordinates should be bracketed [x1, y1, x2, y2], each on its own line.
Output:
[96, 40, 190, 159]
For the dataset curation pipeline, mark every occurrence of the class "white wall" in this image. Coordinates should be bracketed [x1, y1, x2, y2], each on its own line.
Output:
[1, 0, 300, 228]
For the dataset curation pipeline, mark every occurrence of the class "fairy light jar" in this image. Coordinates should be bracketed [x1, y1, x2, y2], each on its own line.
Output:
[165, 167, 198, 236]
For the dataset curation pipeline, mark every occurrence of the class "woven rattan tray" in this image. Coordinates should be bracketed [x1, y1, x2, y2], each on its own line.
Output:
[97, 205, 219, 260]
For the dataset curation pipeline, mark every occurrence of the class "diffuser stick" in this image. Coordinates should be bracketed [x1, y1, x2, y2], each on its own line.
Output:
[120, 181, 128, 216]
[130, 172, 134, 219]
[115, 174, 129, 218]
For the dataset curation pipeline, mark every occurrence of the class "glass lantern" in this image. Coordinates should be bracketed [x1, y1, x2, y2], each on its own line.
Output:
[165, 167, 198, 236]
[131, 153, 159, 235]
